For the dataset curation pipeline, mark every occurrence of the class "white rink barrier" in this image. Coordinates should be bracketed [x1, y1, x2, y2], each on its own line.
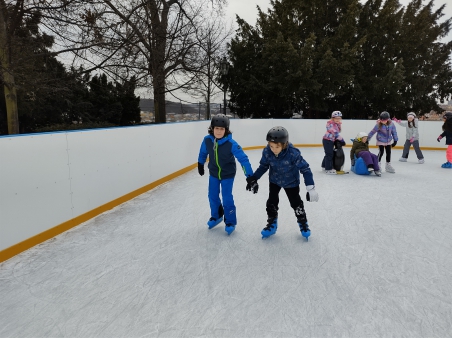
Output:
[0, 119, 446, 261]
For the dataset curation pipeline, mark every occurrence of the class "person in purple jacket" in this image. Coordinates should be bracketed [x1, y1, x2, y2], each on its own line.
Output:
[367, 111, 398, 173]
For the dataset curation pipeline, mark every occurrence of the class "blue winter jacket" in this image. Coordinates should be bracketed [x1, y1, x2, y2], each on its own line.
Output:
[198, 134, 253, 180]
[253, 143, 314, 188]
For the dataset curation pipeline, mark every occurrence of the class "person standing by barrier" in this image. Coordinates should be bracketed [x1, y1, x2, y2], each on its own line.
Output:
[392, 112, 424, 164]
[197, 114, 256, 235]
[437, 111, 452, 168]
[367, 111, 398, 173]
[322, 111, 346, 174]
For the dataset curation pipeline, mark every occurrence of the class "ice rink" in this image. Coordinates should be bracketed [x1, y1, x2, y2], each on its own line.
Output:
[1, 148, 451, 337]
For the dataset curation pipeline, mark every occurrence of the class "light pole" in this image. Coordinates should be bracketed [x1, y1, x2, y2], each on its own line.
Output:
[220, 56, 229, 116]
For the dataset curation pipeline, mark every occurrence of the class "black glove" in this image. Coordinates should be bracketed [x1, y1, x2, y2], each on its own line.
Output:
[437, 136, 442, 142]
[391, 141, 397, 148]
[351, 159, 355, 166]
[198, 163, 204, 176]
[339, 139, 346, 146]
[246, 176, 259, 194]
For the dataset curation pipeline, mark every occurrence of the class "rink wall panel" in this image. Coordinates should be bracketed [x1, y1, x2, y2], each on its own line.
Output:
[0, 119, 446, 261]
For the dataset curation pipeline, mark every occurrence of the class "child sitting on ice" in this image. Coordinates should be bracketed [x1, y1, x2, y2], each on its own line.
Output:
[350, 132, 381, 176]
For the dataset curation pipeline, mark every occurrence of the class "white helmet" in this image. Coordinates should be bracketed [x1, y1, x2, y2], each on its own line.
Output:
[356, 132, 368, 141]
[331, 111, 342, 118]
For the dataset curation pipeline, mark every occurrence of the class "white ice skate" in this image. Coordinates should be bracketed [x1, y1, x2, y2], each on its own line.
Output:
[385, 162, 395, 173]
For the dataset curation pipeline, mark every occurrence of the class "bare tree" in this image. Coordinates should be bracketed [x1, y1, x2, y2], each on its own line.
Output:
[179, 11, 233, 119]
[0, 0, 104, 134]
[72, 0, 228, 123]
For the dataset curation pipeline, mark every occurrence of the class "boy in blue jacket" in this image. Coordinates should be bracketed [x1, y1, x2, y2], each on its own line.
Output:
[245, 126, 319, 240]
[198, 114, 256, 235]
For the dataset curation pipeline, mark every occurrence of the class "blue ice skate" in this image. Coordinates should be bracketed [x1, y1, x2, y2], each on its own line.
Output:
[225, 224, 236, 235]
[298, 222, 311, 241]
[207, 217, 223, 229]
[441, 161, 452, 168]
[261, 218, 278, 239]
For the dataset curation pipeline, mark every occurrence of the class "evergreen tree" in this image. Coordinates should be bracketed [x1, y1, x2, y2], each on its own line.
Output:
[116, 76, 141, 126]
[224, 0, 452, 119]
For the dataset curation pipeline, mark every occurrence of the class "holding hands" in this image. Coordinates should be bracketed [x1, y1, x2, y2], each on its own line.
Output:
[246, 176, 259, 194]
[306, 185, 319, 202]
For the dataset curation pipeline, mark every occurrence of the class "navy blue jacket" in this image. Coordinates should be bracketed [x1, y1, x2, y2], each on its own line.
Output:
[198, 134, 253, 180]
[254, 143, 314, 188]
[439, 130, 452, 145]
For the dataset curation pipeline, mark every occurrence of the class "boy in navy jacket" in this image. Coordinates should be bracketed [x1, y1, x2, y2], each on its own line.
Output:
[198, 114, 255, 235]
[246, 126, 319, 240]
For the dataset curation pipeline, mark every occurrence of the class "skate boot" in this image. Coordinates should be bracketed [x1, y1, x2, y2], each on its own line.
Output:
[385, 162, 395, 173]
[295, 205, 310, 240]
[399, 157, 407, 162]
[325, 169, 336, 175]
[441, 161, 452, 168]
[418, 158, 424, 164]
[225, 224, 236, 235]
[207, 217, 223, 229]
[298, 222, 311, 241]
[261, 217, 278, 239]
[374, 170, 381, 177]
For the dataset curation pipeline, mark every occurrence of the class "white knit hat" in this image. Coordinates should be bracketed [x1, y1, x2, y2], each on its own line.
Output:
[407, 112, 416, 118]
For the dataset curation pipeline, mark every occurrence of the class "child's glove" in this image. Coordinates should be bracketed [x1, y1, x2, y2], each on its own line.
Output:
[351, 159, 355, 166]
[437, 136, 443, 142]
[306, 185, 319, 202]
[339, 139, 346, 146]
[198, 163, 204, 176]
[246, 176, 259, 194]
[391, 141, 397, 147]
[392, 117, 401, 123]
[409, 137, 414, 143]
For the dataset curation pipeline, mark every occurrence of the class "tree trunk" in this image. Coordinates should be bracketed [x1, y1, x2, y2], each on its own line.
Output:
[153, 73, 166, 123]
[0, 5, 19, 134]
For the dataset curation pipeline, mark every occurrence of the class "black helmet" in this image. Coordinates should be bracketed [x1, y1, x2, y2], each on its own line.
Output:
[211, 114, 230, 129]
[380, 111, 390, 120]
[444, 111, 452, 120]
[266, 126, 289, 144]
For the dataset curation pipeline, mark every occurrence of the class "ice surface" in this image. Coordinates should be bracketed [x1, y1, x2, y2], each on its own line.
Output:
[1, 148, 451, 337]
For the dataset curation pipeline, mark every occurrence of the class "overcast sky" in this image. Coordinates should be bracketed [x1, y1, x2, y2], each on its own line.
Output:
[225, 0, 452, 42]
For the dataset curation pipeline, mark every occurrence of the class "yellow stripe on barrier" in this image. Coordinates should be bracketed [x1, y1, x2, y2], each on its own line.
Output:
[0, 163, 197, 263]
[0, 143, 447, 263]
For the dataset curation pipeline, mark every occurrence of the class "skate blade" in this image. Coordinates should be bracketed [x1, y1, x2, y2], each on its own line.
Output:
[336, 170, 349, 174]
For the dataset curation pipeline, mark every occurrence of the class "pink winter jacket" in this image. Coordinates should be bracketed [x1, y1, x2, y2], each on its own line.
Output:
[323, 120, 344, 142]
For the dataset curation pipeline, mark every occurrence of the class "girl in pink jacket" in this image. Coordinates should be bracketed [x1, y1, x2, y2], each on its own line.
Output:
[322, 111, 345, 174]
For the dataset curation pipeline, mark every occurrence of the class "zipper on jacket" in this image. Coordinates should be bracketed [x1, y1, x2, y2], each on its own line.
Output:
[214, 139, 222, 180]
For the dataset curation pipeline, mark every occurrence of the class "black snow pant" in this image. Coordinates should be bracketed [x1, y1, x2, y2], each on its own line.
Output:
[378, 145, 392, 163]
[266, 182, 307, 224]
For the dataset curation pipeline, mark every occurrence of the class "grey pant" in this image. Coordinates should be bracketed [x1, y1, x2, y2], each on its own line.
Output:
[401, 140, 424, 159]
